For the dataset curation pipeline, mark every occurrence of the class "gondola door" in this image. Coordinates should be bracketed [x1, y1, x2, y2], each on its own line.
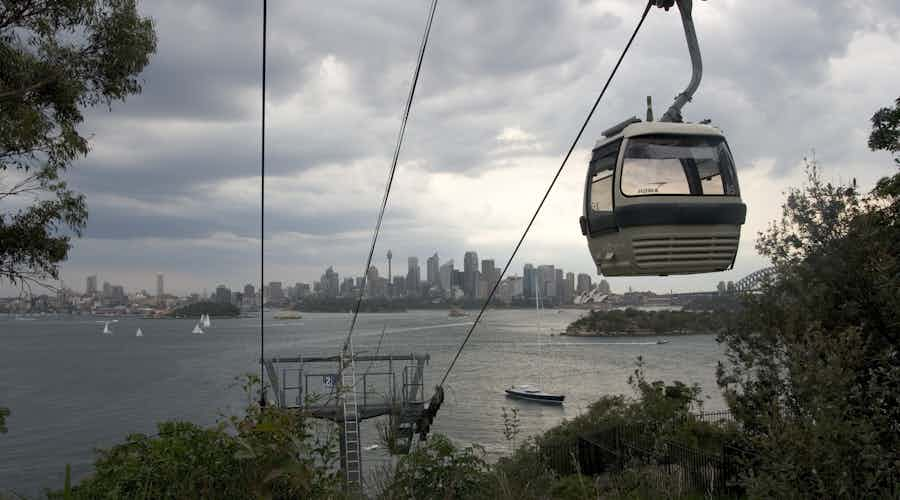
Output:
[581, 139, 621, 237]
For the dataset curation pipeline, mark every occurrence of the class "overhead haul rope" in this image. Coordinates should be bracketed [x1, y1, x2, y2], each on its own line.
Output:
[342, 0, 439, 355]
[258, 0, 268, 406]
[438, 1, 653, 387]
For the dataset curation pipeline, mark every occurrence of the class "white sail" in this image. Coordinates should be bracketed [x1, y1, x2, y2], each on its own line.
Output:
[192, 322, 204, 334]
[202, 314, 211, 328]
[102, 321, 112, 335]
[136, 328, 143, 337]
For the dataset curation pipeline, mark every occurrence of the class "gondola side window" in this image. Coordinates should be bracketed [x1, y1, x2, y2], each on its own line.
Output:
[621, 135, 738, 197]
[589, 145, 618, 213]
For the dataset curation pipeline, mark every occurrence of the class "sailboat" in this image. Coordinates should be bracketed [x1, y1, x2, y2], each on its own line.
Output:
[201, 313, 212, 328]
[136, 328, 143, 337]
[505, 276, 565, 405]
[102, 321, 112, 335]
[192, 322, 204, 334]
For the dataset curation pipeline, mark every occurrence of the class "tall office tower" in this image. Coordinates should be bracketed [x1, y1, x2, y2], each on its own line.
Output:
[576, 273, 592, 294]
[426, 253, 440, 288]
[392, 275, 406, 296]
[463, 251, 479, 298]
[538, 265, 556, 299]
[102, 281, 112, 299]
[320, 267, 339, 298]
[555, 269, 564, 302]
[407, 257, 420, 296]
[598, 279, 611, 294]
[565, 272, 575, 304]
[268, 281, 285, 302]
[439, 259, 454, 292]
[523, 264, 535, 298]
[243, 284, 256, 305]
[215, 285, 232, 304]
[156, 273, 164, 300]
[86, 275, 98, 296]
[386, 250, 393, 296]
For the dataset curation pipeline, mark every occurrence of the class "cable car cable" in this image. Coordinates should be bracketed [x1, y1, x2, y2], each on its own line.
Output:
[438, 1, 653, 388]
[342, 0, 439, 354]
[258, 0, 267, 406]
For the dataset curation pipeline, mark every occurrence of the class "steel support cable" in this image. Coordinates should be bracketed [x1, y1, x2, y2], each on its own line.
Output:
[342, 0, 439, 355]
[438, 1, 653, 388]
[258, 0, 268, 406]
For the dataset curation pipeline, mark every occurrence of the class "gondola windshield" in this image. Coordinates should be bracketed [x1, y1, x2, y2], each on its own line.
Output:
[621, 135, 737, 197]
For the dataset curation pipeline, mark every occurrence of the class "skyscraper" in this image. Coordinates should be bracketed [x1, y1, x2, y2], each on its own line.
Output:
[386, 250, 393, 297]
[538, 265, 556, 299]
[463, 251, 479, 298]
[215, 285, 231, 304]
[156, 273, 164, 300]
[268, 281, 284, 302]
[320, 267, 339, 298]
[407, 257, 420, 296]
[439, 259, 454, 292]
[523, 264, 535, 298]
[426, 253, 440, 288]
[86, 275, 97, 296]
[576, 273, 592, 294]
[564, 272, 575, 304]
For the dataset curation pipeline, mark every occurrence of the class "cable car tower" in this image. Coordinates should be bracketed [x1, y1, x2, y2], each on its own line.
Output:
[580, 0, 747, 277]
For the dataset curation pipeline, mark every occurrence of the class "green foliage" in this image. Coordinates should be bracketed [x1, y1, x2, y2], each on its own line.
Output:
[567, 308, 731, 336]
[171, 301, 240, 318]
[381, 434, 492, 500]
[869, 96, 900, 164]
[49, 374, 343, 499]
[717, 150, 900, 497]
[0, 0, 157, 287]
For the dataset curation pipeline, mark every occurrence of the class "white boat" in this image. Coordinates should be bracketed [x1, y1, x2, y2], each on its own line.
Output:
[506, 275, 565, 405]
[102, 321, 112, 335]
[192, 323, 204, 334]
[201, 314, 211, 328]
[136, 328, 143, 337]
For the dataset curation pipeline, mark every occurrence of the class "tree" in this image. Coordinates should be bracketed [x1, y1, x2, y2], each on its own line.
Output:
[0, 1, 157, 288]
[868, 96, 900, 165]
[716, 104, 900, 497]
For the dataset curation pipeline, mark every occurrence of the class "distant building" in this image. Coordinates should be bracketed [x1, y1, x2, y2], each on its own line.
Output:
[463, 251, 479, 298]
[538, 265, 556, 299]
[320, 267, 339, 298]
[523, 264, 535, 298]
[392, 275, 406, 296]
[426, 253, 440, 289]
[576, 273, 592, 294]
[340, 277, 354, 297]
[214, 285, 231, 304]
[563, 272, 575, 304]
[268, 281, 284, 302]
[439, 259, 454, 293]
[86, 275, 97, 296]
[407, 257, 421, 297]
[156, 273, 164, 301]
[598, 279, 611, 294]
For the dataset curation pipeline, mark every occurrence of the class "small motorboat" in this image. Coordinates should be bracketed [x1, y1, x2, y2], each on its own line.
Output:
[505, 385, 565, 405]
[657, 339, 670, 345]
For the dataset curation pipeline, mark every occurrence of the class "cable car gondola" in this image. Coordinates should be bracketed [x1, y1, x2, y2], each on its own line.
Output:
[580, 0, 746, 277]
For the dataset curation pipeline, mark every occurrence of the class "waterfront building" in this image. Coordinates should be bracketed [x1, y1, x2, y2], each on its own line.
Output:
[463, 251, 479, 298]
[538, 265, 556, 299]
[156, 273, 164, 301]
[407, 257, 420, 297]
[564, 272, 575, 304]
[598, 279, 611, 294]
[523, 264, 535, 298]
[439, 259, 454, 293]
[576, 273, 592, 294]
[427, 253, 440, 289]
[268, 281, 285, 303]
[319, 267, 339, 298]
[214, 285, 231, 304]
[86, 275, 97, 296]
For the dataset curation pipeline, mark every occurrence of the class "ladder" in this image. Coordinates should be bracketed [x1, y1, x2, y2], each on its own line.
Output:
[340, 346, 362, 490]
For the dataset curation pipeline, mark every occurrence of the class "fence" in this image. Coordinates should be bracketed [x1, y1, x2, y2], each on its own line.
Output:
[539, 410, 744, 497]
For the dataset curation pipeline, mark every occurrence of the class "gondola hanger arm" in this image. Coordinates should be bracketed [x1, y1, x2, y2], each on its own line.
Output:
[651, 0, 703, 123]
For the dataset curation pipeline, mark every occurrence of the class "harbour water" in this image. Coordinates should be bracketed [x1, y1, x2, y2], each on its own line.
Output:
[0, 309, 725, 494]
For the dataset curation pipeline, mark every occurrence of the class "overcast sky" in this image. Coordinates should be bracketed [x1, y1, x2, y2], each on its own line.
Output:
[19, 0, 900, 296]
